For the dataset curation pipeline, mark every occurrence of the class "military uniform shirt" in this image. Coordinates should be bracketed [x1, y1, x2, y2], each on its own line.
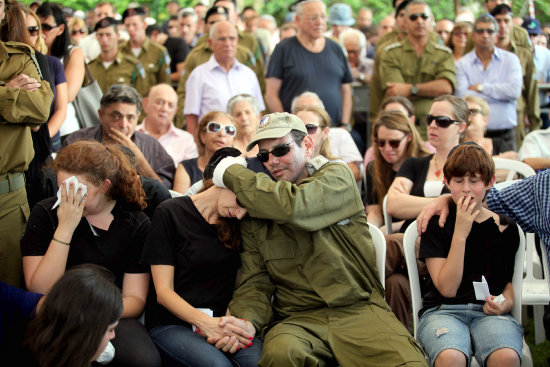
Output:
[88, 51, 149, 96]
[120, 38, 171, 89]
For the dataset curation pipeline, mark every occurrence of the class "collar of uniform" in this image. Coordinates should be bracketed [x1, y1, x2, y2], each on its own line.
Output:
[141, 37, 152, 51]
[0, 42, 10, 62]
[306, 156, 329, 176]
[206, 53, 240, 72]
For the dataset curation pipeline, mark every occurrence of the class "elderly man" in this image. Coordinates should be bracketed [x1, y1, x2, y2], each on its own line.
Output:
[435, 18, 454, 43]
[120, 7, 171, 88]
[63, 84, 175, 188]
[88, 17, 149, 96]
[265, 0, 353, 132]
[209, 112, 427, 366]
[455, 13, 522, 154]
[137, 84, 197, 166]
[379, 0, 455, 139]
[184, 21, 264, 135]
[356, 7, 373, 28]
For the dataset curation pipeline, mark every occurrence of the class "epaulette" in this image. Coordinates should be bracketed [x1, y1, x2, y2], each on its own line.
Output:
[384, 42, 402, 52]
[433, 44, 452, 54]
[306, 156, 329, 175]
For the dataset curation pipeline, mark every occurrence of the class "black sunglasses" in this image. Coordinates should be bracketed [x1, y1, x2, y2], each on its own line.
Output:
[409, 13, 429, 21]
[256, 141, 294, 163]
[474, 28, 495, 35]
[27, 26, 39, 35]
[374, 135, 407, 149]
[305, 124, 325, 134]
[41, 23, 58, 32]
[426, 114, 461, 128]
[71, 29, 87, 35]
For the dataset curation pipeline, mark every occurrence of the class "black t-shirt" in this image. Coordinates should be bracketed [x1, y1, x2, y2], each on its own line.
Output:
[141, 176, 171, 219]
[141, 196, 241, 330]
[418, 203, 519, 316]
[163, 37, 190, 73]
[20, 197, 150, 288]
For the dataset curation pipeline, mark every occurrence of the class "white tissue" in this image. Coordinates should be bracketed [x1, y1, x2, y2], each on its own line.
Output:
[52, 176, 87, 209]
[96, 341, 115, 364]
[493, 294, 506, 305]
[473, 275, 491, 301]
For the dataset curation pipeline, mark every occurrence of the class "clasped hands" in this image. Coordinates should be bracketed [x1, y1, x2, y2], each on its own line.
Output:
[195, 316, 256, 354]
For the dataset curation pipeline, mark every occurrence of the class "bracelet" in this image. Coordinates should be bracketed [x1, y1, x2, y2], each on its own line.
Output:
[52, 237, 70, 246]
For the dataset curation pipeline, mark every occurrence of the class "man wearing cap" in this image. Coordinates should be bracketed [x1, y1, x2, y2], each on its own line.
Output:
[88, 17, 149, 96]
[265, 0, 353, 132]
[325, 3, 354, 39]
[183, 21, 264, 135]
[455, 13, 522, 154]
[79, 2, 123, 63]
[491, 4, 541, 148]
[120, 7, 171, 89]
[523, 17, 550, 129]
[207, 112, 427, 365]
[379, 0, 455, 139]
[175, 5, 265, 128]
[63, 84, 175, 188]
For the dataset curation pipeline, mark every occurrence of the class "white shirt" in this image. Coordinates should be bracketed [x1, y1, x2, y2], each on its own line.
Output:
[328, 128, 363, 164]
[184, 54, 265, 121]
[136, 120, 198, 166]
[518, 127, 550, 161]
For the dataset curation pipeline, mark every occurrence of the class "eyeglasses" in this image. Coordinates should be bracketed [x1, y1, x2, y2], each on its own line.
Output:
[468, 108, 482, 116]
[426, 114, 461, 128]
[27, 26, 39, 36]
[41, 23, 58, 32]
[71, 29, 86, 35]
[409, 13, 429, 21]
[474, 28, 495, 35]
[452, 31, 468, 37]
[256, 141, 294, 163]
[305, 124, 325, 134]
[206, 121, 237, 136]
[305, 14, 327, 23]
[374, 135, 407, 149]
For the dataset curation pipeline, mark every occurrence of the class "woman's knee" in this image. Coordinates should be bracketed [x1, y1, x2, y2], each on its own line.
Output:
[486, 348, 520, 367]
[434, 349, 467, 367]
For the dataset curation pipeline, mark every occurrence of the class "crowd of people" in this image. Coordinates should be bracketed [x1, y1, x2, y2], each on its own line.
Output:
[1, 0, 550, 366]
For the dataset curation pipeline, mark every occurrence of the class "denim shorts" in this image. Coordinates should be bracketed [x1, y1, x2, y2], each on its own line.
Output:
[417, 304, 523, 366]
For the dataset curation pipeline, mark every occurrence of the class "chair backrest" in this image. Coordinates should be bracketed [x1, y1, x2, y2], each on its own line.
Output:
[169, 189, 183, 198]
[382, 194, 393, 235]
[493, 158, 536, 181]
[403, 220, 525, 337]
[368, 222, 386, 289]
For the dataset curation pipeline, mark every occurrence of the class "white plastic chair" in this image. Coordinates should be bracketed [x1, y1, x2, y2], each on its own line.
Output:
[382, 194, 393, 235]
[403, 221, 532, 366]
[368, 222, 386, 289]
[493, 158, 536, 181]
[169, 189, 183, 198]
[522, 232, 550, 345]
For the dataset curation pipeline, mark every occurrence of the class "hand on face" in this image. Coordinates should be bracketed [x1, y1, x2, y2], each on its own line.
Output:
[453, 194, 480, 237]
[56, 180, 87, 233]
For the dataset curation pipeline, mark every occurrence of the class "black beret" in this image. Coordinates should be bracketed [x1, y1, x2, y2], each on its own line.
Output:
[94, 17, 119, 32]
[395, 0, 411, 16]
[122, 7, 146, 21]
[204, 6, 228, 22]
[490, 4, 513, 17]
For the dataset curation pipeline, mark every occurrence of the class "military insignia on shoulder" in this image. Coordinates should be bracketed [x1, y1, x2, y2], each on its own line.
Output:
[434, 44, 452, 54]
[138, 64, 146, 78]
[384, 42, 402, 52]
[163, 51, 171, 65]
[306, 156, 329, 175]
[259, 115, 269, 127]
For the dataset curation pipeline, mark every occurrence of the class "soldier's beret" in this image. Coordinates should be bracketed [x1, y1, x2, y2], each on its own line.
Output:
[94, 17, 119, 32]
[122, 7, 146, 21]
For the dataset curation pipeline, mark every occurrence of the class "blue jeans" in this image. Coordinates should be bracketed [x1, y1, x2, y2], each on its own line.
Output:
[417, 304, 523, 366]
[150, 324, 262, 367]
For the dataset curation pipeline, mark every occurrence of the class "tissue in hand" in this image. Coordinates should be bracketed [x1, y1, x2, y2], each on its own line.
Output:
[52, 176, 88, 209]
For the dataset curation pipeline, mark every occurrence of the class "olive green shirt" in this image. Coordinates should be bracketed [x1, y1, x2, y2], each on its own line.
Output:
[120, 38, 171, 90]
[175, 41, 266, 128]
[88, 51, 149, 96]
[380, 37, 456, 130]
[225, 160, 385, 333]
[0, 41, 53, 174]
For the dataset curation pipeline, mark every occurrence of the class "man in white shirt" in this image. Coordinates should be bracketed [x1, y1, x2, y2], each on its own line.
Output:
[136, 83, 197, 166]
[184, 20, 264, 135]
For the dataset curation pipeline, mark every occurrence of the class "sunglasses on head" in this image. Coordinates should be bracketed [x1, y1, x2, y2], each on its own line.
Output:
[426, 114, 461, 128]
[206, 121, 237, 136]
[374, 135, 407, 149]
[71, 29, 86, 35]
[27, 26, 39, 36]
[409, 13, 429, 21]
[474, 28, 495, 35]
[41, 23, 58, 32]
[256, 141, 294, 163]
[305, 123, 324, 134]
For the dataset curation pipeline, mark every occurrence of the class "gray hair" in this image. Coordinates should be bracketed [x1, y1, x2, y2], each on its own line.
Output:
[209, 20, 237, 39]
[290, 91, 325, 113]
[339, 28, 367, 49]
[100, 84, 142, 113]
[178, 7, 197, 23]
[259, 14, 277, 29]
[227, 93, 261, 115]
[295, 0, 325, 16]
[474, 13, 499, 34]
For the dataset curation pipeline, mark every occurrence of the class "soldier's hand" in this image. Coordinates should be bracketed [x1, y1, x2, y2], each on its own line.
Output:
[385, 82, 411, 97]
[6, 73, 41, 91]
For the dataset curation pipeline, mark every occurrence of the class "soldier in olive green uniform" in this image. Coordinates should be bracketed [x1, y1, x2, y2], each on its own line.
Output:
[212, 113, 427, 366]
[89, 17, 149, 96]
[120, 7, 171, 91]
[0, 40, 53, 286]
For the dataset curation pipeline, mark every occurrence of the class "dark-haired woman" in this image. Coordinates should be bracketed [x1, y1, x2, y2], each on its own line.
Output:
[142, 147, 262, 367]
[21, 141, 161, 367]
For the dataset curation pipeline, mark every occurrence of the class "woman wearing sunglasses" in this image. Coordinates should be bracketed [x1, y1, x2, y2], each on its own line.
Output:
[67, 16, 88, 46]
[173, 111, 237, 194]
[294, 105, 339, 161]
[142, 147, 262, 367]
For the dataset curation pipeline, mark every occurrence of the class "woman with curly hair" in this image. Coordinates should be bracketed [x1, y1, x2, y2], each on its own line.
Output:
[21, 141, 162, 367]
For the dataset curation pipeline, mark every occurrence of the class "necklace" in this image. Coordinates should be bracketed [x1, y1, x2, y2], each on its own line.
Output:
[433, 155, 442, 177]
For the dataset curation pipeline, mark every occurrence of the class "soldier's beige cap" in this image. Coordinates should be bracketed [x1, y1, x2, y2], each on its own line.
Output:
[246, 113, 308, 152]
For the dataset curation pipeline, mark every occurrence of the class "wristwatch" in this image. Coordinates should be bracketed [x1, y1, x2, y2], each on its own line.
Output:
[476, 84, 484, 93]
[411, 84, 418, 96]
[359, 73, 365, 82]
